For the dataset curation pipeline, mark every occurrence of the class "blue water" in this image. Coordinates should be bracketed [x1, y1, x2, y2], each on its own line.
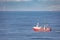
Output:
[0, 11, 60, 40]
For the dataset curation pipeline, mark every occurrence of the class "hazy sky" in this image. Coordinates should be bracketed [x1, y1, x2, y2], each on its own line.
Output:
[0, 0, 60, 11]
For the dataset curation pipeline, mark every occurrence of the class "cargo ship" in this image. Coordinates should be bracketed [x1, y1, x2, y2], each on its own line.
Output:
[33, 23, 51, 32]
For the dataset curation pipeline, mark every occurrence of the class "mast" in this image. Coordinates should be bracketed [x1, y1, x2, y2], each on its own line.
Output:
[36, 22, 39, 27]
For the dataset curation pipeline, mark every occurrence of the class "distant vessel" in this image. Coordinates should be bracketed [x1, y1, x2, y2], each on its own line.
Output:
[33, 23, 51, 32]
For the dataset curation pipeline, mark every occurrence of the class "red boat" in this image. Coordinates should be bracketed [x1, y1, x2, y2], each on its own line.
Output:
[33, 23, 51, 32]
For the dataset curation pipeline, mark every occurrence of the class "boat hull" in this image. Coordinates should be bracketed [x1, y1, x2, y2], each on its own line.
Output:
[33, 27, 51, 32]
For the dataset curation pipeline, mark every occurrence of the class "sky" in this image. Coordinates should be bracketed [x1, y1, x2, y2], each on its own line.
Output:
[0, 0, 60, 11]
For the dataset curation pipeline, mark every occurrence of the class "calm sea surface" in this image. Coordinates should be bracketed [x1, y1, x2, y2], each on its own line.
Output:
[0, 11, 60, 40]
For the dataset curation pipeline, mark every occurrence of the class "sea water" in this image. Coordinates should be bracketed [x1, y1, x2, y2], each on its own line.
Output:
[0, 11, 60, 40]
